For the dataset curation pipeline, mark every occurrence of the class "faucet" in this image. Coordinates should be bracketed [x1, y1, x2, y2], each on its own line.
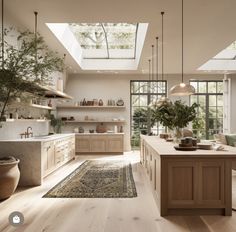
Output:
[26, 127, 33, 138]
[20, 126, 33, 139]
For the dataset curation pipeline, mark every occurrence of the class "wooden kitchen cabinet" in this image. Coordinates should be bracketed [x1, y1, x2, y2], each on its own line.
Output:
[106, 135, 124, 152]
[43, 135, 75, 177]
[90, 136, 107, 152]
[76, 134, 124, 153]
[141, 135, 235, 216]
[76, 135, 90, 152]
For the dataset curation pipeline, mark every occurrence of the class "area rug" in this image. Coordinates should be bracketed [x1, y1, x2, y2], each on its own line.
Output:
[43, 160, 137, 198]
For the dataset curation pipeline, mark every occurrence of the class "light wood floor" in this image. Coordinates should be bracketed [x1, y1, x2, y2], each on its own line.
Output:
[1, 152, 236, 232]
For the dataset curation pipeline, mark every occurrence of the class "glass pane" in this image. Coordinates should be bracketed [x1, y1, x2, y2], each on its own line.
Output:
[104, 23, 137, 59]
[69, 23, 107, 58]
[217, 82, 223, 93]
[190, 81, 198, 92]
[217, 95, 223, 106]
[131, 82, 139, 93]
[209, 95, 217, 106]
[209, 107, 217, 118]
[199, 95, 206, 106]
[69, 23, 137, 59]
[190, 95, 198, 104]
[208, 82, 217, 93]
[217, 107, 223, 118]
[199, 82, 207, 93]
[139, 82, 148, 93]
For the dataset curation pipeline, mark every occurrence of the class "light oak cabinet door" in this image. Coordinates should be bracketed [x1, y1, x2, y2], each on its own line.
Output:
[76, 136, 90, 152]
[106, 135, 123, 152]
[198, 161, 225, 206]
[42, 141, 55, 175]
[167, 161, 198, 207]
[90, 136, 107, 152]
[166, 160, 225, 208]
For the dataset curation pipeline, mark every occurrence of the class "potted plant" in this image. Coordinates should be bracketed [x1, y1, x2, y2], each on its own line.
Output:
[48, 113, 64, 134]
[0, 29, 64, 121]
[0, 156, 20, 200]
[153, 100, 198, 141]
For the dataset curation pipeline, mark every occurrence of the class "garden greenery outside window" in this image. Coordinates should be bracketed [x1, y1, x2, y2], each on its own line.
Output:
[190, 80, 223, 140]
[130, 80, 167, 149]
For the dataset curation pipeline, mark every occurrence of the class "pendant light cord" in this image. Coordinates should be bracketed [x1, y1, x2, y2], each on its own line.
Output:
[34, 11, 38, 65]
[181, 0, 184, 83]
[161, 12, 164, 82]
[1, 0, 4, 69]
[156, 37, 158, 82]
[151, 45, 154, 81]
[148, 59, 151, 81]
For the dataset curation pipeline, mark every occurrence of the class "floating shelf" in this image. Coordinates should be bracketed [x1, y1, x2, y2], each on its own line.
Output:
[5, 119, 50, 122]
[57, 105, 125, 109]
[63, 120, 126, 123]
[29, 104, 53, 110]
[8, 103, 53, 110]
[35, 85, 73, 99]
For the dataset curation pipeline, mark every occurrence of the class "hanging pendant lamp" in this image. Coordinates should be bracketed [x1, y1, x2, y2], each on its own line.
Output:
[155, 12, 170, 106]
[169, 0, 195, 96]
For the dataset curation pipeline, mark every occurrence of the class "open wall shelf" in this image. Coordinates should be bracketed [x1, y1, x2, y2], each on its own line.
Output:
[57, 105, 125, 109]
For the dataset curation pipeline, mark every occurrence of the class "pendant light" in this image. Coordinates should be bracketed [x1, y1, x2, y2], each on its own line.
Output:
[155, 12, 170, 106]
[169, 0, 195, 96]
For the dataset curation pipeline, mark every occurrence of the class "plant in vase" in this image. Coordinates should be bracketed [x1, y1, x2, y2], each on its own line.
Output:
[0, 28, 64, 121]
[153, 100, 198, 142]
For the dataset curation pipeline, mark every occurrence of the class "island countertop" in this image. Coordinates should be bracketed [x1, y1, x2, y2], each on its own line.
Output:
[141, 135, 236, 157]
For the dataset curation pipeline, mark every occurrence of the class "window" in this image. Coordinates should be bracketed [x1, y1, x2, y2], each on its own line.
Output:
[130, 80, 167, 149]
[190, 80, 223, 139]
[69, 23, 138, 59]
[46, 23, 148, 70]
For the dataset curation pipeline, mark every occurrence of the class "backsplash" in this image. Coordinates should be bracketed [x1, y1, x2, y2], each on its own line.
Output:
[0, 121, 50, 140]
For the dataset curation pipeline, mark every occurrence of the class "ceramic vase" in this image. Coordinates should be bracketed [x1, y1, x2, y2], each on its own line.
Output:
[0, 158, 20, 200]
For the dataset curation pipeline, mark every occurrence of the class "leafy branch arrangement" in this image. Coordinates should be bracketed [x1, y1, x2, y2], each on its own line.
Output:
[153, 100, 199, 131]
[0, 28, 64, 120]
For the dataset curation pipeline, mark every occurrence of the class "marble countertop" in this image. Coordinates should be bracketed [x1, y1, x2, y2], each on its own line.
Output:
[0, 133, 75, 142]
[141, 135, 236, 157]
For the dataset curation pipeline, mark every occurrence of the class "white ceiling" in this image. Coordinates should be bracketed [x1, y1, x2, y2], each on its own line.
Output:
[5, 0, 236, 74]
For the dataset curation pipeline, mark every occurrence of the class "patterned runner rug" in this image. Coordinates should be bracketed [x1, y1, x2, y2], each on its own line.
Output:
[43, 160, 137, 198]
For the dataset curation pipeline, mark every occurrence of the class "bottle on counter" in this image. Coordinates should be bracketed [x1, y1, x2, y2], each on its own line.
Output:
[15, 110, 18, 120]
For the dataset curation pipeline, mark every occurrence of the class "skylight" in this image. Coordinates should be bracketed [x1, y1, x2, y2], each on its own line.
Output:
[46, 22, 148, 70]
[198, 41, 236, 71]
[69, 23, 137, 59]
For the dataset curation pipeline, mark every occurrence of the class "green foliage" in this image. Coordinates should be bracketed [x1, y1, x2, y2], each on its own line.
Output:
[0, 28, 64, 120]
[48, 114, 64, 134]
[153, 100, 199, 130]
[132, 107, 156, 135]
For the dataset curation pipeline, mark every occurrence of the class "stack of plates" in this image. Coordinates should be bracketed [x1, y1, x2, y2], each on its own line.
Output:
[197, 143, 213, 150]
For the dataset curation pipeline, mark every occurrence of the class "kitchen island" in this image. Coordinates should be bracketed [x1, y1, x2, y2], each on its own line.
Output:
[0, 134, 75, 186]
[140, 135, 236, 216]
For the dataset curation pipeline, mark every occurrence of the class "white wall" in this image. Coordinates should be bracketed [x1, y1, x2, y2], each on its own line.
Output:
[60, 73, 224, 151]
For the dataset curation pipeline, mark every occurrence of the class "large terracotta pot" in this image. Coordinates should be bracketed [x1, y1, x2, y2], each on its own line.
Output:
[0, 157, 20, 200]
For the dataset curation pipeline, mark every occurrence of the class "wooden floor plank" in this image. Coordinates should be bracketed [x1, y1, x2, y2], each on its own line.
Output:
[0, 152, 236, 232]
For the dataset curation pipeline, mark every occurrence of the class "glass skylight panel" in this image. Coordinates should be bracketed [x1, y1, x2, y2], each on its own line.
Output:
[104, 23, 137, 59]
[69, 23, 137, 59]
